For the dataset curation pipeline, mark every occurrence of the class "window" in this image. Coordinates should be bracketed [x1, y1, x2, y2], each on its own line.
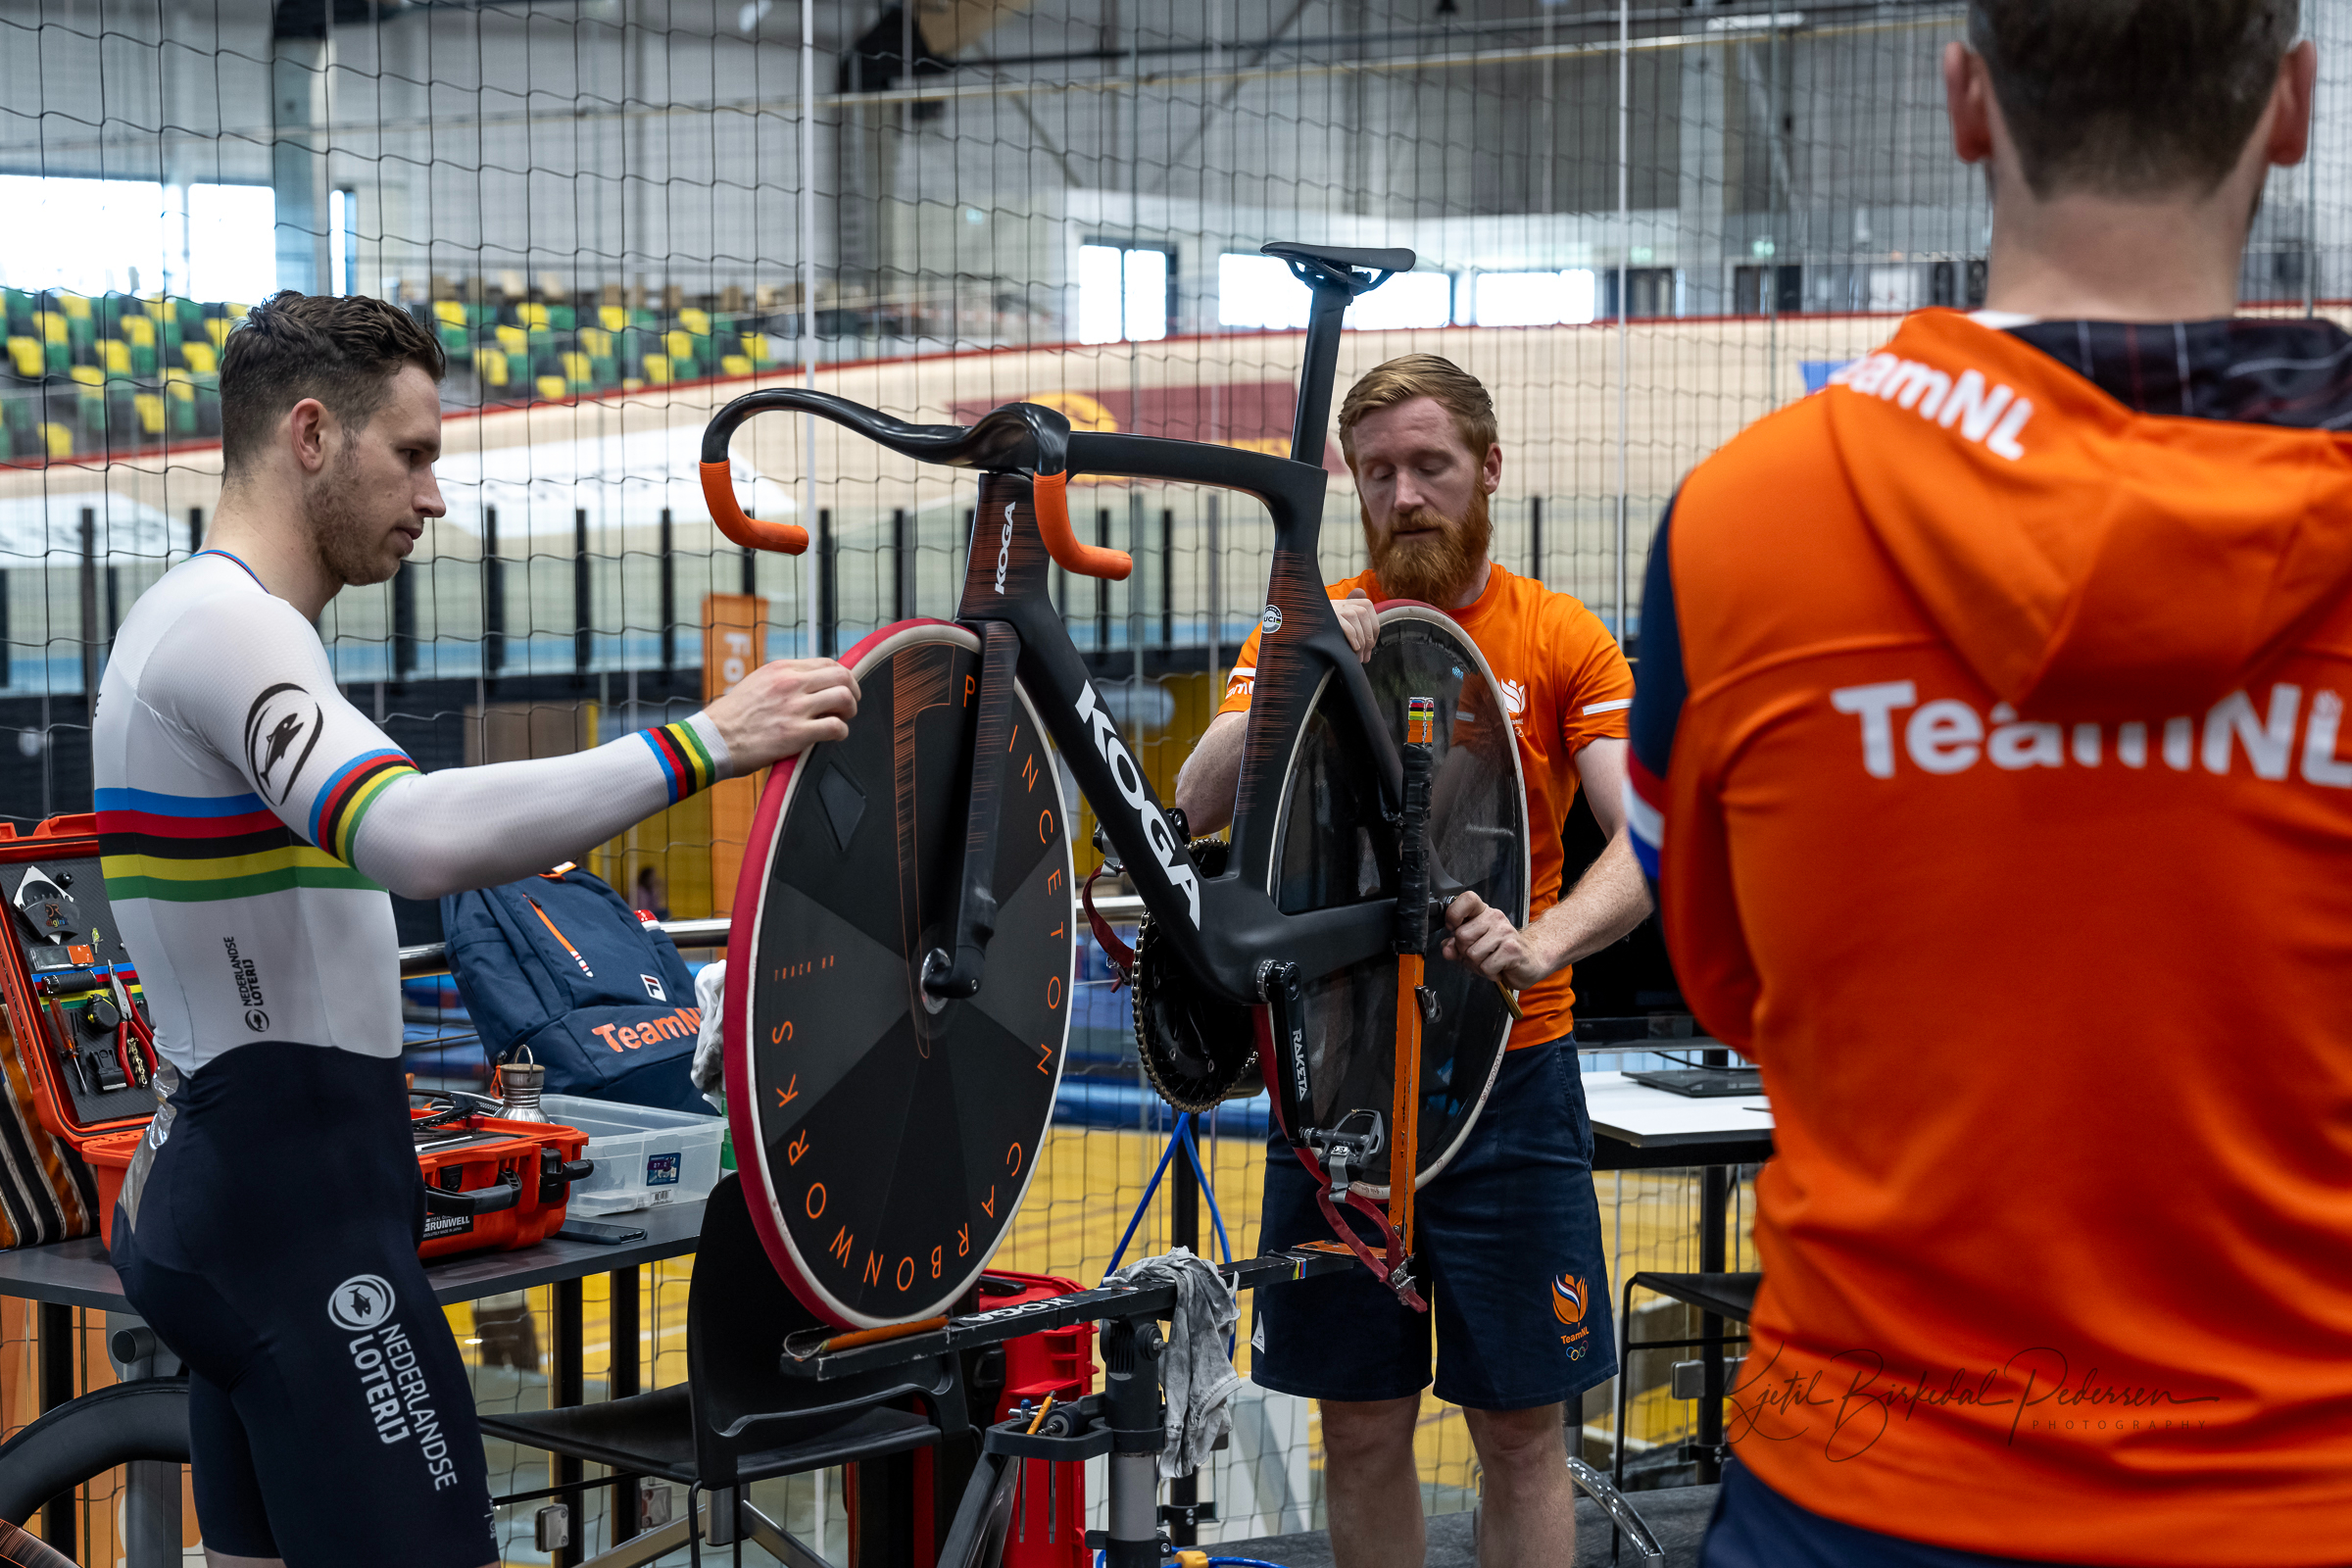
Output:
[1472, 270, 1598, 327]
[1077, 243, 1171, 345]
[1217, 253, 1452, 331]
[1348, 270, 1452, 330]
[331, 188, 357, 296]
[0, 175, 276, 301]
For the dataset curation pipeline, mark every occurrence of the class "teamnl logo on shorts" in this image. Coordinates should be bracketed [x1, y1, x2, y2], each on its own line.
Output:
[1552, 1271, 1592, 1361]
[333, 1274, 464, 1491]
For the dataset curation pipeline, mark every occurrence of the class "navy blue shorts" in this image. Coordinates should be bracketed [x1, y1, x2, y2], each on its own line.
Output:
[110, 1043, 497, 1568]
[1250, 1036, 1617, 1411]
[1702, 1461, 2070, 1566]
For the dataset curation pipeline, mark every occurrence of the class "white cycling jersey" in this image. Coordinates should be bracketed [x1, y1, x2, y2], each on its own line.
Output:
[92, 549, 732, 1075]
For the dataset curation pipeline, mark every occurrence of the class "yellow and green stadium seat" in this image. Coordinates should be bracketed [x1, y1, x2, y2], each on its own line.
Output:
[44, 342, 68, 376]
[206, 318, 232, 349]
[547, 305, 576, 332]
[560, 352, 591, 389]
[477, 349, 509, 388]
[57, 294, 90, 320]
[129, 343, 157, 376]
[6, 339, 38, 379]
[741, 333, 770, 366]
[719, 354, 752, 378]
[678, 308, 710, 336]
[133, 393, 165, 435]
[599, 306, 627, 333]
[182, 341, 218, 374]
[166, 379, 197, 435]
[434, 300, 467, 326]
[100, 341, 131, 376]
[588, 355, 617, 388]
[628, 308, 658, 331]
[579, 327, 612, 359]
[35, 312, 67, 344]
[495, 324, 528, 356]
[642, 354, 672, 385]
[526, 326, 554, 358]
[662, 329, 693, 363]
[121, 316, 155, 348]
[514, 303, 549, 330]
[536, 374, 566, 402]
[42, 422, 73, 459]
[174, 298, 206, 334]
[437, 323, 470, 362]
[70, 366, 103, 387]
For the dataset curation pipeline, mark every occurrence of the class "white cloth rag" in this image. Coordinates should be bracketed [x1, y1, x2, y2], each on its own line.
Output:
[1106, 1247, 1240, 1478]
[692, 961, 726, 1113]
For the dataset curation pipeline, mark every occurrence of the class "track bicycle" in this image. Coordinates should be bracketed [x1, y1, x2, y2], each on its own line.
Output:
[707, 242, 1531, 1330]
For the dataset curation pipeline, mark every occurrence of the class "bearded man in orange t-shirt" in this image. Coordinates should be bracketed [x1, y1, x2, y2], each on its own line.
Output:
[1176, 355, 1651, 1568]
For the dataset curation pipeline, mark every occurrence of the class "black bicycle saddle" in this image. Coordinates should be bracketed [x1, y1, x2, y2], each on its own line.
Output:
[1260, 241, 1418, 291]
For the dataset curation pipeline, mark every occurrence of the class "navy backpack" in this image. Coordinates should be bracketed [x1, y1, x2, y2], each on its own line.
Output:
[441, 866, 709, 1114]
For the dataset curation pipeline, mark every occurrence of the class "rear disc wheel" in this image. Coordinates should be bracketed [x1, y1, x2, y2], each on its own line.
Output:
[1265, 604, 1532, 1197]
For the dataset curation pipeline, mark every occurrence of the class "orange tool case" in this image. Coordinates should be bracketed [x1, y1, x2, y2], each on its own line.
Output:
[0, 812, 592, 1259]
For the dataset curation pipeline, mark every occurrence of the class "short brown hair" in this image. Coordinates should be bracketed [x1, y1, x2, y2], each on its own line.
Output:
[1337, 355, 1497, 467]
[220, 292, 446, 477]
[1970, 0, 2301, 197]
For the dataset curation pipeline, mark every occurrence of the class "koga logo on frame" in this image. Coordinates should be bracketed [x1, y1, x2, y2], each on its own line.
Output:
[1074, 682, 1200, 924]
[994, 502, 1017, 593]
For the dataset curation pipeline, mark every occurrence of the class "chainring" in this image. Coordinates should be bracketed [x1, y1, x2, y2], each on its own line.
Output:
[1133, 838, 1260, 1113]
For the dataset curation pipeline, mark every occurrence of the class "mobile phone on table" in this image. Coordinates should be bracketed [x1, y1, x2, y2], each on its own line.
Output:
[558, 1218, 648, 1245]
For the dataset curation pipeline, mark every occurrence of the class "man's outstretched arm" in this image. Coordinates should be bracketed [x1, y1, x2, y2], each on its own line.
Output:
[160, 591, 857, 901]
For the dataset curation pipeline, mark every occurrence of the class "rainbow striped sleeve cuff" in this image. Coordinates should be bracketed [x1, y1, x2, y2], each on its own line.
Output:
[310, 750, 421, 865]
[642, 715, 726, 805]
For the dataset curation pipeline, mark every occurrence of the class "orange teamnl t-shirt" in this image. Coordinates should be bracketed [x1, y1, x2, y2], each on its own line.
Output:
[1219, 563, 1634, 1046]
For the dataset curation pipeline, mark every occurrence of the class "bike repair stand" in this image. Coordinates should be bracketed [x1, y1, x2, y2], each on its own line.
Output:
[785, 1250, 1347, 1568]
[781, 1248, 1667, 1568]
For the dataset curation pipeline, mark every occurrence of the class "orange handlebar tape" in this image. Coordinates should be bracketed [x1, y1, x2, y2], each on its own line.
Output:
[1032, 470, 1132, 581]
[700, 460, 810, 556]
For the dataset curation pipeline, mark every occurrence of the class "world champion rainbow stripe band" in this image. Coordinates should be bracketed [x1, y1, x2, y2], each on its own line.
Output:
[98, 785, 377, 903]
[642, 721, 718, 804]
[310, 750, 421, 865]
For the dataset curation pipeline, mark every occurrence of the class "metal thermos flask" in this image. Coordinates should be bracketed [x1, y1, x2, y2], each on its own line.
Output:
[496, 1055, 551, 1123]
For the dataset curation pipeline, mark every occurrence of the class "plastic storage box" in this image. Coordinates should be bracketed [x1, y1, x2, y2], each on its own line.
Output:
[540, 1094, 725, 1215]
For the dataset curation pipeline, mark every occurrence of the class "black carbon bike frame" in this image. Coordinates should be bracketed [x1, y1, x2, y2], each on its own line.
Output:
[701, 242, 1417, 1012]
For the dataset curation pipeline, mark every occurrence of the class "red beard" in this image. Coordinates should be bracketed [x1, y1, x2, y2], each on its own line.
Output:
[1364, 486, 1493, 606]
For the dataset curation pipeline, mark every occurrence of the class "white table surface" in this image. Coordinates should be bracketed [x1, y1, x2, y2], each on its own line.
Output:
[1582, 1069, 1774, 1149]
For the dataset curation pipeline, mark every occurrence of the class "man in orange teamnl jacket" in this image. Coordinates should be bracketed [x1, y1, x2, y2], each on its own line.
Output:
[1177, 356, 1651, 1568]
[1628, 4, 2350, 1563]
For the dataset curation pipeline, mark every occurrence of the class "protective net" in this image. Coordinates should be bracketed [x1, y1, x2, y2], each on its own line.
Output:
[3, 0, 2349, 1554]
